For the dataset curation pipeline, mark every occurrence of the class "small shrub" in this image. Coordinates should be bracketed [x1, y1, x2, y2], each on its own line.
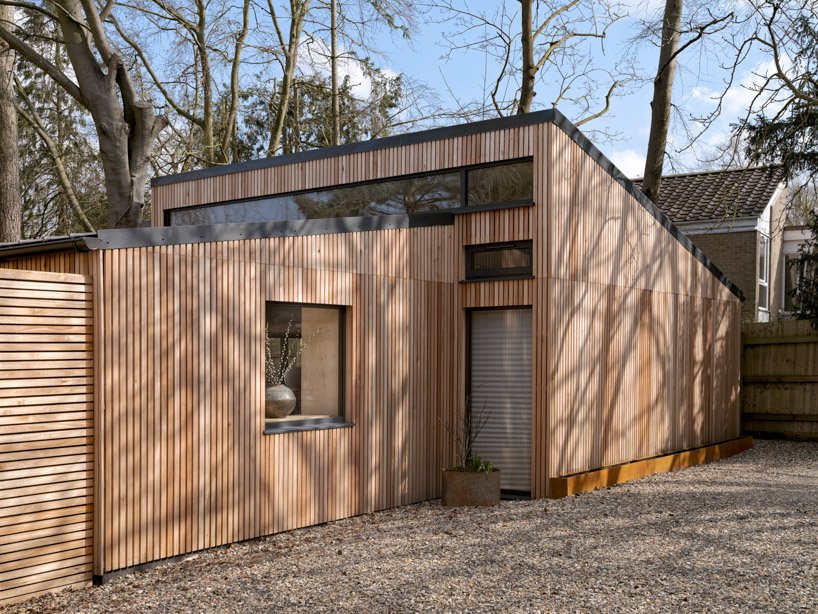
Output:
[448, 455, 494, 474]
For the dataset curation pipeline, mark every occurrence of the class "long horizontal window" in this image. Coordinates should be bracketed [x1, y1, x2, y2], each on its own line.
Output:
[167, 159, 533, 226]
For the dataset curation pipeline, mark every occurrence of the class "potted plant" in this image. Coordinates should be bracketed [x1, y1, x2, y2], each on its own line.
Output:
[265, 322, 320, 419]
[440, 394, 500, 507]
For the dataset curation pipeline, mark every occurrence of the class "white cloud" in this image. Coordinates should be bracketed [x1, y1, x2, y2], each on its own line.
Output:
[609, 148, 646, 178]
[299, 39, 379, 100]
[676, 54, 795, 167]
[689, 56, 790, 116]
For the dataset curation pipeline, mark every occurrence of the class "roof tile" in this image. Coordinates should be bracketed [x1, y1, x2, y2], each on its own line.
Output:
[633, 166, 784, 223]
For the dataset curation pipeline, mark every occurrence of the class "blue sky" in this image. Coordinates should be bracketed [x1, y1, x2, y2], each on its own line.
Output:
[360, 1, 772, 179]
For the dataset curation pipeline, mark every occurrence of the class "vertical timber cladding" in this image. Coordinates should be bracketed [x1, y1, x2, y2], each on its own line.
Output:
[545, 123, 742, 483]
[98, 226, 457, 574]
[153, 125, 548, 501]
[133, 114, 744, 559]
[129, 127, 542, 571]
[0, 268, 94, 605]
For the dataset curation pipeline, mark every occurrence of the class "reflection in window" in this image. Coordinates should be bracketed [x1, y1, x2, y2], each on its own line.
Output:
[758, 234, 770, 311]
[169, 172, 460, 226]
[784, 254, 802, 312]
[467, 161, 533, 206]
[266, 303, 343, 423]
[465, 241, 533, 280]
[167, 159, 536, 226]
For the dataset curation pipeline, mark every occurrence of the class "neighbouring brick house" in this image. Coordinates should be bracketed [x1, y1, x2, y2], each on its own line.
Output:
[634, 167, 787, 322]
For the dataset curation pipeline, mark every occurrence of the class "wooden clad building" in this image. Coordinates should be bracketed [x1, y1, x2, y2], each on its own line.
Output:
[0, 110, 743, 598]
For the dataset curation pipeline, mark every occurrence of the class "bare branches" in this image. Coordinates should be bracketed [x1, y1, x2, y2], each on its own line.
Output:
[574, 76, 630, 126]
[429, 0, 635, 126]
[15, 75, 95, 231]
[0, 21, 84, 105]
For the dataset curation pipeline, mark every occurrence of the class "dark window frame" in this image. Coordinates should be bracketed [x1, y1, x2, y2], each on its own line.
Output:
[465, 306, 533, 498]
[263, 301, 351, 435]
[464, 241, 533, 281]
[165, 157, 534, 227]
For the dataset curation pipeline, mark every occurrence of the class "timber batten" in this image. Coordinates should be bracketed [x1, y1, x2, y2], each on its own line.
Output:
[0, 269, 94, 605]
[0, 111, 743, 592]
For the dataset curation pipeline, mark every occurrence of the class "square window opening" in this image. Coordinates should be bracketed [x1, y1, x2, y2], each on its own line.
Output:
[265, 303, 344, 427]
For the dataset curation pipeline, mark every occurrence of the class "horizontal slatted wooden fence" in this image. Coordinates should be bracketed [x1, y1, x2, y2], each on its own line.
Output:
[0, 269, 94, 605]
[742, 320, 818, 440]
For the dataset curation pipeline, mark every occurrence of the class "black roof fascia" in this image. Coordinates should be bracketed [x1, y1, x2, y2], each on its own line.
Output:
[549, 110, 745, 301]
[0, 234, 101, 258]
[151, 110, 556, 187]
[91, 210, 455, 250]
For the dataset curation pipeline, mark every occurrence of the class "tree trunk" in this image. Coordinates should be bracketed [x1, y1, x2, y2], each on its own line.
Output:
[517, 0, 535, 114]
[0, 0, 167, 229]
[0, 4, 20, 242]
[195, 0, 215, 166]
[219, 0, 251, 164]
[642, 0, 683, 203]
[56, 0, 165, 228]
[268, 0, 309, 156]
[331, 0, 340, 145]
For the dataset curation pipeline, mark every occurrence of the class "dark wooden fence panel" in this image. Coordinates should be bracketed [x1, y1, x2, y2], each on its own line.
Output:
[742, 320, 818, 440]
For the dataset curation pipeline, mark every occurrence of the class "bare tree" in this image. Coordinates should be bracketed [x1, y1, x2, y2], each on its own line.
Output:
[0, 0, 168, 228]
[330, 0, 340, 145]
[0, 4, 19, 241]
[15, 75, 94, 232]
[640, 1, 734, 201]
[267, 0, 312, 156]
[732, 1, 818, 178]
[111, 0, 251, 167]
[432, 0, 634, 123]
[641, 0, 683, 202]
[305, 0, 419, 142]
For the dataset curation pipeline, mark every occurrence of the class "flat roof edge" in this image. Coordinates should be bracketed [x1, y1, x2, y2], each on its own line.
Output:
[93, 210, 456, 250]
[151, 110, 556, 187]
[550, 110, 745, 302]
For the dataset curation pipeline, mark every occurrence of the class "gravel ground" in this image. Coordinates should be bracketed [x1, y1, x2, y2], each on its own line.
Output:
[4, 439, 817, 614]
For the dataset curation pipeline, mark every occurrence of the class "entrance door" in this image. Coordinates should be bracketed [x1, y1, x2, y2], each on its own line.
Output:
[469, 308, 532, 493]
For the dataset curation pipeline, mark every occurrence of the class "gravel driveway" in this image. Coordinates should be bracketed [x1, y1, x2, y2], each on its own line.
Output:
[3, 439, 816, 614]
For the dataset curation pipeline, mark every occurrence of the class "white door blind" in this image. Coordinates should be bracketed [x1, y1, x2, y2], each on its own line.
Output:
[470, 309, 532, 492]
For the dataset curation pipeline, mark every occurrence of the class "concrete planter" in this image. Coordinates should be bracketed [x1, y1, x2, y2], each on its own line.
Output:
[441, 469, 501, 507]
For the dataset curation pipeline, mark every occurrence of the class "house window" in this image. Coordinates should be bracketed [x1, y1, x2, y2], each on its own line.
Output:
[265, 303, 346, 432]
[464, 241, 533, 280]
[784, 254, 803, 312]
[466, 160, 533, 206]
[758, 234, 770, 311]
[167, 159, 534, 226]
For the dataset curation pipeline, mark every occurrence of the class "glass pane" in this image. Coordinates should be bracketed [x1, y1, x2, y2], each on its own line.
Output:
[784, 255, 799, 311]
[472, 247, 531, 271]
[169, 172, 461, 226]
[758, 283, 769, 310]
[467, 161, 533, 206]
[293, 173, 461, 216]
[759, 236, 770, 283]
[266, 304, 342, 419]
